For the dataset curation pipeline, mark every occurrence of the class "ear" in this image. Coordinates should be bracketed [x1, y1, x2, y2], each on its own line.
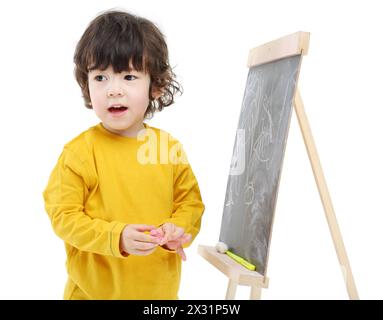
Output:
[151, 87, 163, 100]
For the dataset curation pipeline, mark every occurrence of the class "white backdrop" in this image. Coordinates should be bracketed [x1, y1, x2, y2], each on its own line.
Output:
[0, 0, 382, 300]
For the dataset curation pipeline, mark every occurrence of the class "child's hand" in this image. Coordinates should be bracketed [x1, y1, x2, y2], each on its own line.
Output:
[119, 224, 161, 256]
[151, 223, 192, 261]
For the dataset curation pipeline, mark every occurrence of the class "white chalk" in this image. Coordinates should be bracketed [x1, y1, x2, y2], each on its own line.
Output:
[215, 241, 228, 253]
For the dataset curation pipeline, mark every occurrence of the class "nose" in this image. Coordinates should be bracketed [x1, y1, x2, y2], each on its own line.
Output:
[107, 82, 124, 97]
[107, 88, 123, 97]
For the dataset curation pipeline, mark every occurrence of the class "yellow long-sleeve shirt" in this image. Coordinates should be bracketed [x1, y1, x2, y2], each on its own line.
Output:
[43, 123, 204, 299]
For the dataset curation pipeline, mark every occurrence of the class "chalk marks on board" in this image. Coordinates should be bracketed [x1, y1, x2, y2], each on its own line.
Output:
[219, 55, 302, 275]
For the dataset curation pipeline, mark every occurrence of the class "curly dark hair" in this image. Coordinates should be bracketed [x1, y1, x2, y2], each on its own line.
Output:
[74, 9, 182, 118]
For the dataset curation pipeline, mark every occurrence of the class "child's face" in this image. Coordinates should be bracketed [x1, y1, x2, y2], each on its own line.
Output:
[88, 65, 153, 137]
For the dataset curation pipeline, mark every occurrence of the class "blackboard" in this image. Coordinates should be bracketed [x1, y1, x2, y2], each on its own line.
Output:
[219, 55, 302, 275]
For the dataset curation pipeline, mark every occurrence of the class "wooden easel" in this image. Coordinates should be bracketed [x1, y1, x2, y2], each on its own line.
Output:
[198, 31, 359, 300]
[198, 245, 269, 299]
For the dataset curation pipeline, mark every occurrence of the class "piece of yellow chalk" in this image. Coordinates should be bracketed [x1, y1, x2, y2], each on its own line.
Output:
[226, 250, 256, 271]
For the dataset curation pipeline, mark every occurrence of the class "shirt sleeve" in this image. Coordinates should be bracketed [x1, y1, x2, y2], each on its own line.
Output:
[43, 147, 127, 258]
[160, 143, 205, 247]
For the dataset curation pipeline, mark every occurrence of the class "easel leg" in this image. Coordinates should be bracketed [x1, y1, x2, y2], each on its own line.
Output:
[225, 279, 238, 300]
[250, 285, 262, 300]
[293, 89, 359, 300]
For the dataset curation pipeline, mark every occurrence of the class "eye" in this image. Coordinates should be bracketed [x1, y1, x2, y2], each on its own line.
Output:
[94, 75, 107, 81]
[124, 75, 137, 81]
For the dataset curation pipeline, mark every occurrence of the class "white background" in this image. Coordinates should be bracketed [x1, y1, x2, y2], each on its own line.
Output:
[0, 0, 382, 300]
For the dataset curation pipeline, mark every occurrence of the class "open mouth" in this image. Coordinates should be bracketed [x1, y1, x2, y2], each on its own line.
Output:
[108, 106, 128, 113]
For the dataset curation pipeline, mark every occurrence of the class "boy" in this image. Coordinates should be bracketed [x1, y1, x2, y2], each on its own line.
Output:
[43, 9, 204, 299]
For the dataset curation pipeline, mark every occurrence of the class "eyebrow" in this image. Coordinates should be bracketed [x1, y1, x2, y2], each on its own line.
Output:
[88, 68, 141, 74]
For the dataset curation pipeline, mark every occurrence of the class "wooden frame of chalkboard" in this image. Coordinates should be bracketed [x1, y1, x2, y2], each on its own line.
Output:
[247, 31, 310, 67]
[199, 31, 359, 300]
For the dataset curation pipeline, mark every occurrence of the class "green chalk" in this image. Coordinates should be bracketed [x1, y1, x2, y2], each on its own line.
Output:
[226, 250, 256, 271]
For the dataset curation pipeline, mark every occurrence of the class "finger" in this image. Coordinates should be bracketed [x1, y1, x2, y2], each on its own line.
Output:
[163, 240, 179, 250]
[150, 229, 165, 246]
[167, 228, 185, 241]
[163, 224, 185, 242]
[132, 240, 158, 251]
[150, 229, 161, 237]
[177, 247, 187, 261]
[131, 247, 157, 256]
[165, 234, 191, 251]
[132, 224, 157, 232]
[150, 228, 165, 239]
[180, 233, 192, 244]
[133, 231, 160, 244]
[161, 223, 175, 244]
[161, 223, 175, 237]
